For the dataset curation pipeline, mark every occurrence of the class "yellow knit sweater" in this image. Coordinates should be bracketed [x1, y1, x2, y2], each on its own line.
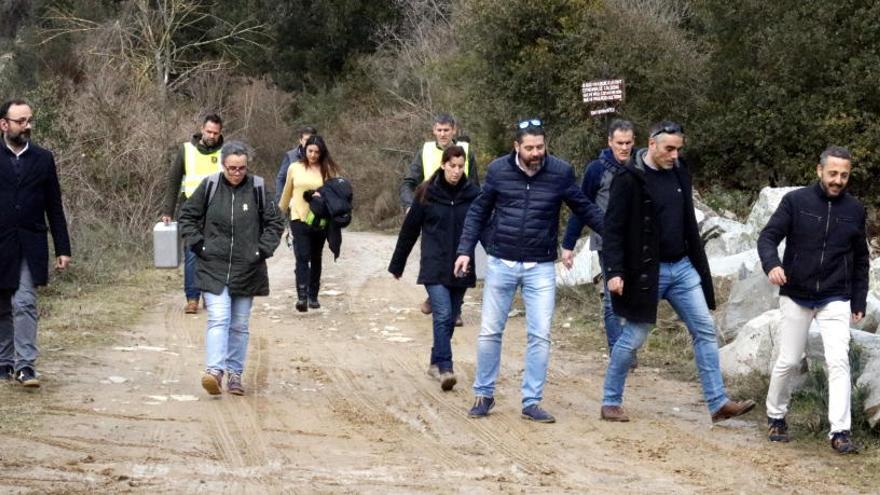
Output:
[278, 161, 326, 222]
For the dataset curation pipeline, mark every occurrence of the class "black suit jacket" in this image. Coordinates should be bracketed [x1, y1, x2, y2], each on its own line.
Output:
[0, 142, 71, 289]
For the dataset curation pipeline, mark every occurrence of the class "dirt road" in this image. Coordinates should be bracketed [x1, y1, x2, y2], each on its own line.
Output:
[0, 232, 870, 493]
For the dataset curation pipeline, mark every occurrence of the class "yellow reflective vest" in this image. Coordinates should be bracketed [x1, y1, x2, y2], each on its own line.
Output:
[421, 141, 470, 182]
[182, 142, 222, 197]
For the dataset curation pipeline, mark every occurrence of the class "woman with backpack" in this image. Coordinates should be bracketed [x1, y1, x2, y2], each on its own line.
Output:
[388, 145, 478, 391]
[279, 135, 341, 312]
[179, 140, 285, 396]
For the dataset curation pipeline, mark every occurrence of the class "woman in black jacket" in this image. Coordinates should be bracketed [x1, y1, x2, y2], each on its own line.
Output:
[389, 145, 479, 391]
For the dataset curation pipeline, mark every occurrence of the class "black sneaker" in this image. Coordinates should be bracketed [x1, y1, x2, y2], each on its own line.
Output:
[521, 404, 556, 423]
[468, 396, 495, 418]
[308, 297, 320, 309]
[15, 367, 40, 388]
[831, 430, 858, 454]
[768, 417, 789, 442]
[0, 365, 12, 381]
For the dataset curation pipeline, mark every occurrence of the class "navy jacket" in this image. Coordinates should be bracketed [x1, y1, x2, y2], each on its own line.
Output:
[757, 183, 869, 314]
[274, 145, 305, 203]
[562, 147, 629, 251]
[456, 152, 603, 263]
[603, 150, 713, 323]
[389, 173, 479, 287]
[0, 142, 71, 289]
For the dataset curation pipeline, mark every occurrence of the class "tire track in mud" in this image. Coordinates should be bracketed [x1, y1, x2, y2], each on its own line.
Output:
[388, 351, 563, 479]
[170, 302, 282, 492]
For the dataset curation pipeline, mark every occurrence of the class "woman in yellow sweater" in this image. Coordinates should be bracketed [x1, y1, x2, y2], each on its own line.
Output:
[278, 135, 340, 312]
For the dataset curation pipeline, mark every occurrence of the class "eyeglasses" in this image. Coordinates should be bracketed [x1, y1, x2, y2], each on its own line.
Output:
[4, 117, 35, 126]
[225, 165, 247, 174]
[516, 119, 542, 129]
[649, 123, 683, 139]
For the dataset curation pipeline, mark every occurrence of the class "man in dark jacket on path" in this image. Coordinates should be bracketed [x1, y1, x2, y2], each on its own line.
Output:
[757, 145, 867, 454]
[600, 121, 754, 424]
[0, 99, 71, 387]
[453, 120, 604, 423]
[160, 114, 224, 314]
[561, 119, 635, 357]
[274, 125, 316, 204]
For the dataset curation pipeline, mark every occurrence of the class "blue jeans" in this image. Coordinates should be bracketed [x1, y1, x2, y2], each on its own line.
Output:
[425, 284, 466, 372]
[602, 257, 728, 413]
[473, 257, 556, 407]
[598, 251, 624, 350]
[184, 249, 201, 301]
[204, 287, 253, 374]
[0, 260, 39, 371]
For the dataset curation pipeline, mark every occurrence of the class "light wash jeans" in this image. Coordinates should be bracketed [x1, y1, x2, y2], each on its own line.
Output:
[204, 287, 253, 374]
[0, 260, 39, 371]
[602, 257, 728, 413]
[767, 296, 851, 437]
[473, 256, 556, 408]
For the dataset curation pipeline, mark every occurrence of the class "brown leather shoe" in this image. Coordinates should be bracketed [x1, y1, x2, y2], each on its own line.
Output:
[185, 299, 199, 314]
[420, 298, 432, 315]
[711, 399, 756, 423]
[600, 405, 630, 422]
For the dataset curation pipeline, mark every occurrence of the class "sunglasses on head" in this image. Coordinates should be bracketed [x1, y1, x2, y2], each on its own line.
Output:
[649, 123, 683, 139]
[516, 119, 542, 129]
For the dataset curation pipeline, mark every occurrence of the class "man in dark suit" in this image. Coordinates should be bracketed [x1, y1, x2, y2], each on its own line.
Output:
[0, 99, 71, 387]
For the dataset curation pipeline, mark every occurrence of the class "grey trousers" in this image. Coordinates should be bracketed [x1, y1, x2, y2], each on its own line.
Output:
[0, 260, 39, 371]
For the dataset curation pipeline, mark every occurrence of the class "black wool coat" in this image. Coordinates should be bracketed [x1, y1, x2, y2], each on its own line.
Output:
[389, 174, 479, 287]
[0, 142, 71, 289]
[603, 151, 714, 324]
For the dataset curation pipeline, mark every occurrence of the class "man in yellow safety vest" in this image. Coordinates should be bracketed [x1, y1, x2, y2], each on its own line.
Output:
[160, 114, 224, 314]
[400, 113, 479, 320]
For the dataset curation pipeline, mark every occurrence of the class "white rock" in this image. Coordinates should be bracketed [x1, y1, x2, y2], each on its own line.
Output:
[320, 290, 343, 297]
[709, 249, 761, 279]
[108, 376, 128, 384]
[745, 186, 801, 234]
[720, 310, 785, 376]
[719, 263, 779, 340]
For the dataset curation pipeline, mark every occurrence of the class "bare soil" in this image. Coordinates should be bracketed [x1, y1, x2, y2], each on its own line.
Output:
[0, 232, 875, 494]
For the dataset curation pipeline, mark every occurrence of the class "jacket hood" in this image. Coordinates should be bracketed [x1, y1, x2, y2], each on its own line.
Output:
[191, 133, 224, 154]
[427, 173, 479, 203]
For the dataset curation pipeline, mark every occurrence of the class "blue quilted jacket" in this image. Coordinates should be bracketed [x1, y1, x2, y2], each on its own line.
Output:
[456, 151, 603, 262]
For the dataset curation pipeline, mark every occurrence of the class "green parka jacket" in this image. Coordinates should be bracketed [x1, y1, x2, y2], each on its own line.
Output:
[179, 173, 285, 297]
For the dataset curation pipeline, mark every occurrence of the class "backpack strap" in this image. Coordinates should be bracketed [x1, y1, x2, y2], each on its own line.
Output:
[203, 172, 222, 210]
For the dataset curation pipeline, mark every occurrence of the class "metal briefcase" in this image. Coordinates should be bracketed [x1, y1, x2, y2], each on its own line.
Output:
[153, 221, 181, 268]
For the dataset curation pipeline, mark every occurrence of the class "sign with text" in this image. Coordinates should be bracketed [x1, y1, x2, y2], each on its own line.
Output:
[581, 79, 624, 103]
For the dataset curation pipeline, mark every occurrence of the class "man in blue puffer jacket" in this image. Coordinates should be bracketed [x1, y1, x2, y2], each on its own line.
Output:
[453, 120, 604, 423]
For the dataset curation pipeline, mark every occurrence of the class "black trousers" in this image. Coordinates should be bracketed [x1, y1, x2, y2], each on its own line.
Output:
[290, 220, 327, 297]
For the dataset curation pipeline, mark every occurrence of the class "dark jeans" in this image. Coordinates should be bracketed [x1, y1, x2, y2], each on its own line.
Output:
[184, 249, 201, 301]
[425, 284, 466, 372]
[290, 220, 327, 296]
[598, 251, 623, 350]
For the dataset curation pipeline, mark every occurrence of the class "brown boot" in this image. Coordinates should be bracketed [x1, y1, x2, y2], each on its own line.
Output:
[420, 297, 432, 315]
[185, 299, 199, 314]
[711, 399, 756, 423]
[600, 405, 630, 422]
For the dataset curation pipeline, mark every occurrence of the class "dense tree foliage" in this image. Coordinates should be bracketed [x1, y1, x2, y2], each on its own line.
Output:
[3, 0, 880, 248]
